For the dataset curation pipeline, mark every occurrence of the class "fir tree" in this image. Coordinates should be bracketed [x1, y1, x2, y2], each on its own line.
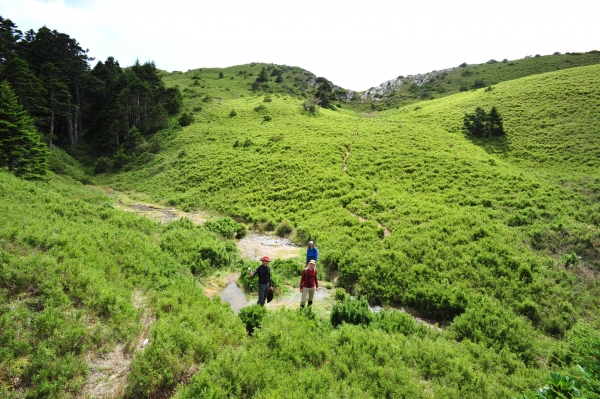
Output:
[256, 67, 269, 83]
[463, 107, 488, 136]
[1, 56, 48, 122]
[463, 106, 505, 137]
[0, 16, 22, 63]
[488, 106, 505, 136]
[252, 67, 269, 90]
[0, 80, 48, 179]
[315, 77, 334, 109]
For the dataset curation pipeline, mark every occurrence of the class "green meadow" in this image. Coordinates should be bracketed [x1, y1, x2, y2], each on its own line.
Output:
[107, 64, 600, 323]
[2, 55, 600, 397]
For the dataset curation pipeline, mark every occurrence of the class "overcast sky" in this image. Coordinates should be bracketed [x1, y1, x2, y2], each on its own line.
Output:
[1, 0, 598, 91]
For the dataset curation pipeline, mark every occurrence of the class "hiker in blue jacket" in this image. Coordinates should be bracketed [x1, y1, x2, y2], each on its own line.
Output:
[305, 241, 318, 267]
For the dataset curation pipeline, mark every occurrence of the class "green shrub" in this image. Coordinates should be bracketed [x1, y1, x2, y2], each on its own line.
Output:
[372, 310, 417, 335]
[472, 78, 486, 89]
[94, 157, 113, 173]
[404, 285, 467, 320]
[294, 226, 312, 245]
[330, 298, 372, 327]
[334, 288, 349, 302]
[302, 97, 320, 113]
[229, 109, 237, 117]
[517, 299, 540, 323]
[271, 259, 303, 281]
[235, 223, 248, 238]
[204, 217, 246, 239]
[178, 112, 195, 127]
[450, 296, 538, 364]
[275, 220, 293, 237]
[238, 305, 267, 335]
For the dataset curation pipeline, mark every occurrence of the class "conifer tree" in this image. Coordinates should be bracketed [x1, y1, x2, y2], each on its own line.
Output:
[39, 62, 70, 148]
[0, 80, 48, 179]
[488, 106, 505, 136]
[1, 56, 48, 122]
[252, 67, 269, 90]
[463, 107, 488, 136]
[463, 106, 505, 137]
[20, 26, 91, 146]
[0, 16, 22, 63]
[256, 67, 269, 83]
[315, 77, 334, 109]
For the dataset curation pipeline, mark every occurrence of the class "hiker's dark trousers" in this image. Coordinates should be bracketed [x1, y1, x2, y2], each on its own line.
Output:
[257, 283, 270, 306]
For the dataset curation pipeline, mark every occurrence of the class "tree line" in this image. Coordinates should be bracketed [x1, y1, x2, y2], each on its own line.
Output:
[0, 16, 182, 177]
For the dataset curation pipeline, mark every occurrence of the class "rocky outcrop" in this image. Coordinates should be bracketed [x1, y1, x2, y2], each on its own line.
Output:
[358, 66, 458, 102]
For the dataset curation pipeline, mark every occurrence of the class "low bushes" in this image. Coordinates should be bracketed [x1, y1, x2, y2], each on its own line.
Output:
[330, 298, 373, 327]
[449, 296, 538, 365]
[238, 305, 267, 335]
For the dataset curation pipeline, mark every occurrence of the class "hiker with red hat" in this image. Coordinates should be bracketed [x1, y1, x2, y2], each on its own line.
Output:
[249, 256, 274, 306]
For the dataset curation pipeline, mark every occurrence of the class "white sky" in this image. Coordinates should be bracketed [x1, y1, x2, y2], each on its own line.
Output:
[1, 0, 598, 91]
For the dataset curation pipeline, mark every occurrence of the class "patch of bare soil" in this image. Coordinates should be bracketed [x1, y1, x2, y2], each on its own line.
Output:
[78, 291, 155, 399]
[236, 232, 301, 261]
[116, 201, 208, 225]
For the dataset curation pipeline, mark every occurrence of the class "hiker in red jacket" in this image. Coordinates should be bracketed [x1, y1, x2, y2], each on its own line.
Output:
[299, 259, 318, 308]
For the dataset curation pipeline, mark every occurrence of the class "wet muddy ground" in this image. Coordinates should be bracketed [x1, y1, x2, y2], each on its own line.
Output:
[100, 187, 436, 327]
[100, 187, 330, 312]
[218, 279, 333, 314]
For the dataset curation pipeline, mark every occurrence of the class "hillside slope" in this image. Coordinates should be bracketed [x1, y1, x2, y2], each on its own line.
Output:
[351, 50, 600, 109]
[4, 65, 600, 398]
[104, 64, 600, 330]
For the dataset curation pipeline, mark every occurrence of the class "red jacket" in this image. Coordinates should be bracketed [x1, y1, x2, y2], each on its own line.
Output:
[300, 267, 318, 289]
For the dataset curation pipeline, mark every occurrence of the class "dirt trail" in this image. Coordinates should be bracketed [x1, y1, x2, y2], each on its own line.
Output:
[343, 145, 350, 171]
[79, 291, 155, 399]
[100, 187, 301, 261]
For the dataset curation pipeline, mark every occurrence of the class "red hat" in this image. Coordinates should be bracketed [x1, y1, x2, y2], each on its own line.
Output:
[260, 256, 271, 262]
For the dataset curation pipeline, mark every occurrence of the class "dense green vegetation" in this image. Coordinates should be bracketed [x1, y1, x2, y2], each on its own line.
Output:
[2, 14, 600, 398]
[0, 172, 251, 397]
[0, 80, 49, 179]
[101, 64, 600, 396]
[108, 65, 599, 318]
[0, 16, 182, 168]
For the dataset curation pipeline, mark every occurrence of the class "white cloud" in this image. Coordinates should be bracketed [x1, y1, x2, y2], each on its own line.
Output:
[1, 0, 598, 91]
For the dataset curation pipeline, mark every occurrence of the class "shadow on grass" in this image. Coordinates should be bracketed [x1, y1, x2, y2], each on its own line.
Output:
[466, 134, 511, 159]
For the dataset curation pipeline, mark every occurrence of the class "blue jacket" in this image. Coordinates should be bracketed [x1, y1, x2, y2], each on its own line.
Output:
[306, 246, 318, 263]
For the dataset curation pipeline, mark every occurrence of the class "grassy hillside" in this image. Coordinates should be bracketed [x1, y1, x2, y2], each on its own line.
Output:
[351, 50, 600, 110]
[3, 171, 597, 398]
[0, 172, 251, 397]
[4, 61, 600, 397]
[164, 62, 318, 102]
[2, 170, 584, 398]
[161, 52, 600, 114]
[105, 63, 600, 324]
[97, 62, 600, 397]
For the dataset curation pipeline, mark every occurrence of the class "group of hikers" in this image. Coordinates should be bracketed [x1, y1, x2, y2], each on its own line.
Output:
[248, 241, 319, 308]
